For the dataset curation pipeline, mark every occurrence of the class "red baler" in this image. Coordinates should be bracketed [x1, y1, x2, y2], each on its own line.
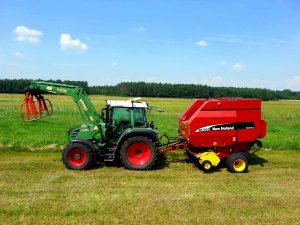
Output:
[160, 98, 267, 172]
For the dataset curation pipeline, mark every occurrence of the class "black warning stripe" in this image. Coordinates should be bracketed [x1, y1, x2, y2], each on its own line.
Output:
[195, 122, 255, 132]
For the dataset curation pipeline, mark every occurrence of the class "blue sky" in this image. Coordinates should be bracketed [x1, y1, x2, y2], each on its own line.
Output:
[0, 0, 300, 90]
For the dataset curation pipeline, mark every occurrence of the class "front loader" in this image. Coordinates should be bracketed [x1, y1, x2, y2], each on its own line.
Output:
[20, 81, 160, 170]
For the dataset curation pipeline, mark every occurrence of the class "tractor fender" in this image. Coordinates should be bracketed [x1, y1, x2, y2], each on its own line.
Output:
[115, 129, 159, 151]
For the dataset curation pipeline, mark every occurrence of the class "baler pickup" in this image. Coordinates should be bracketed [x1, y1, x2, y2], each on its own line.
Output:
[20, 91, 53, 122]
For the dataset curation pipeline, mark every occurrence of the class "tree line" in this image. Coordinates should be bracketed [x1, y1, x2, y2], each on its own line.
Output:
[90, 82, 300, 100]
[1, 79, 299, 100]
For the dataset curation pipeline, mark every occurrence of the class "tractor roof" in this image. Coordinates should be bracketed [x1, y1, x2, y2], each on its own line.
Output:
[106, 100, 148, 108]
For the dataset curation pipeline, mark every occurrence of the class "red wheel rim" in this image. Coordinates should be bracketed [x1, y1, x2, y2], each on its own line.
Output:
[68, 148, 87, 166]
[127, 142, 151, 166]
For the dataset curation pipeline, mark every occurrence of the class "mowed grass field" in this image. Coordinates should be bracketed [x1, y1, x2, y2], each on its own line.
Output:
[0, 94, 300, 224]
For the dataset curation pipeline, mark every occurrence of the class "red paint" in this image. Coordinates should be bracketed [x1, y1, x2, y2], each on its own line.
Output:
[37, 100, 43, 115]
[127, 142, 151, 166]
[42, 99, 48, 111]
[158, 142, 188, 154]
[20, 92, 53, 122]
[20, 92, 42, 122]
[68, 148, 87, 166]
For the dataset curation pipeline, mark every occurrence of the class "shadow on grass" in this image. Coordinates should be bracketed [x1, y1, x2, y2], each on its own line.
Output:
[154, 151, 222, 173]
[156, 151, 269, 172]
[247, 153, 268, 167]
[70, 151, 269, 171]
[102, 154, 172, 171]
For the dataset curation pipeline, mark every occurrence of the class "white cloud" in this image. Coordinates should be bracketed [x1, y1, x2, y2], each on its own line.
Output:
[219, 60, 226, 65]
[200, 76, 224, 86]
[199, 76, 267, 89]
[196, 40, 208, 47]
[137, 27, 145, 31]
[112, 61, 118, 67]
[232, 63, 244, 72]
[60, 33, 88, 52]
[14, 25, 42, 43]
[13, 52, 22, 57]
[211, 76, 223, 85]
[286, 76, 300, 90]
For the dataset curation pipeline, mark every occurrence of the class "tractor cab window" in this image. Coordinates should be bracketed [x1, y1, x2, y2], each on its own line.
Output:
[111, 107, 131, 125]
[109, 107, 131, 138]
[133, 108, 147, 127]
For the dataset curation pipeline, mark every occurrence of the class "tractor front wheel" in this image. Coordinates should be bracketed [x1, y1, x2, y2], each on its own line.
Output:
[226, 153, 248, 173]
[62, 143, 95, 170]
[120, 136, 157, 170]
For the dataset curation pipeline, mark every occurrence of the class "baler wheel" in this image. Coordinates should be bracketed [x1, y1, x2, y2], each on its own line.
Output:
[120, 136, 157, 170]
[226, 153, 248, 173]
[202, 160, 212, 171]
[62, 143, 94, 170]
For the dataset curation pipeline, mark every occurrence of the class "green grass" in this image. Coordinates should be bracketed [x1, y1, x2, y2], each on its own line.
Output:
[0, 94, 300, 224]
[0, 150, 299, 224]
[1, 94, 300, 150]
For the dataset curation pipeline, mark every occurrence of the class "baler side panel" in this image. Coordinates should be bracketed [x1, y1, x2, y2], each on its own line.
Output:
[189, 110, 237, 147]
[236, 109, 261, 142]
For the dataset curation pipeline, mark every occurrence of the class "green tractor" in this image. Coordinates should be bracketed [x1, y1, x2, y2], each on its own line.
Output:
[20, 81, 162, 170]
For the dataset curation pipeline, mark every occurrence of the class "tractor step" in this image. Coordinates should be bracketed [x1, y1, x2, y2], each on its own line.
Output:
[104, 147, 116, 161]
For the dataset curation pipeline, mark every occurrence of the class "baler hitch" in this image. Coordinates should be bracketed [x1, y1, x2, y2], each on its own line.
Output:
[20, 91, 53, 122]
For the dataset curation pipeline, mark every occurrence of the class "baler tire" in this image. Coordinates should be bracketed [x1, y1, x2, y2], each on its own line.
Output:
[226, 153, 248, 173]
[62, 143, 95, 170]
[202, 160, 212, 171]
[120, 136, 157, 170]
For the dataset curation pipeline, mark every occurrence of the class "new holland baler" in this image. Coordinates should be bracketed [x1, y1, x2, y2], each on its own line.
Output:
[176, 98, 267, 172]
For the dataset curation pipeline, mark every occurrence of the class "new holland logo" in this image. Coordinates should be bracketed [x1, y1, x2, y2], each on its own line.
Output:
[195, 122, 255, 133]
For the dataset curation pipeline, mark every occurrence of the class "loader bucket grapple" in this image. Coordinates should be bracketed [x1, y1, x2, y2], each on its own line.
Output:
[20, 91, 53, 122]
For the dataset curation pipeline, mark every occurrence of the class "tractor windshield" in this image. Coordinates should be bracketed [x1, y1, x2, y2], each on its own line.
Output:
[112, 108, 131, 124]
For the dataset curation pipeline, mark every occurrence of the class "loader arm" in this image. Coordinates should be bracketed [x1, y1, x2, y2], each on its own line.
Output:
[26, 81, 102, 124]
[21, 81, 103, 138]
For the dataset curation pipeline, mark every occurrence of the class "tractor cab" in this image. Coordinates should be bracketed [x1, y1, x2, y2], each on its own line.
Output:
[103, 99, 149, 140]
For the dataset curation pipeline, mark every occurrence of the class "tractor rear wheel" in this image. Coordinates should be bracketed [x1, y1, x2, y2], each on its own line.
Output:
[226, 153, 248, 173]
[62, 143, 95, 170]
[120, 136, 157, 170]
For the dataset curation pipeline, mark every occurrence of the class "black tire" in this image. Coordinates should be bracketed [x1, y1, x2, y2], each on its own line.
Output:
[120, 136, 157, 170]
[226, 153, 248, 173]
[62, 143, 95, 170]
[202, 160, 212, 171]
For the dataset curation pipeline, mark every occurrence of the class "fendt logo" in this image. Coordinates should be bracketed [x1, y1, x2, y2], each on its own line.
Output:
[195, 122, 255, 133]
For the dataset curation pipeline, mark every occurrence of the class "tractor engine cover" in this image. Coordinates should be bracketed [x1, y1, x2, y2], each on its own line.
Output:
[178, 98, 267, 148]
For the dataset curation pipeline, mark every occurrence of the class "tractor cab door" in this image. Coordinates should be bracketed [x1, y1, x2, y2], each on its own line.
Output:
[107, 107, 132, 140]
